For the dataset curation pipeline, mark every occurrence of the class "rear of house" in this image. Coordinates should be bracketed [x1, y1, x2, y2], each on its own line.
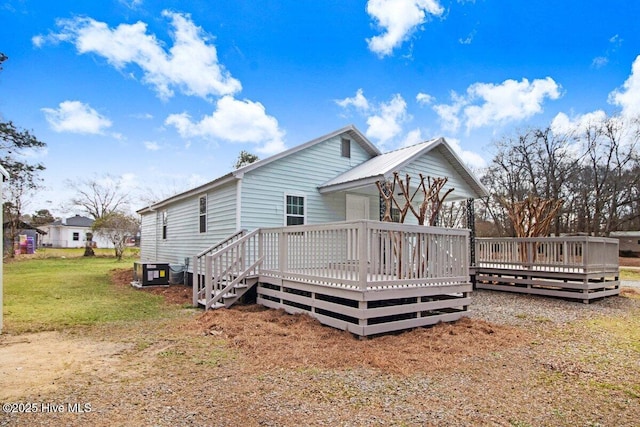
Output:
[138, 125, 486, 268]
[136, 125, 489, 336]
[138, 126, 383, 266]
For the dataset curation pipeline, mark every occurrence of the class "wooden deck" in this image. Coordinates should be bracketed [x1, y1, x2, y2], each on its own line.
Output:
[193, 220, 472, 336]
[474, 237, 620, 302]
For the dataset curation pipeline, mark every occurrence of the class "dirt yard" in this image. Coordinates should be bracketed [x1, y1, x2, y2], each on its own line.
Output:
[1, 268, 639, 426]
[620, 255, 640, 267]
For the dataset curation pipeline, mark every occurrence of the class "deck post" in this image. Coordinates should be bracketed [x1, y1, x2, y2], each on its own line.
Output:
[205, 254, 213, 310]
[358, 221, 368, 290]
[278, 229, 286, 276]
[192, 255, 199, 307]
[466, 198, 476, 267]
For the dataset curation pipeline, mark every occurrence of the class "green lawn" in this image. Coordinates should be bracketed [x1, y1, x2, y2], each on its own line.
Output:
[3, 254, 176, 333]
[620, 268, 640, 281]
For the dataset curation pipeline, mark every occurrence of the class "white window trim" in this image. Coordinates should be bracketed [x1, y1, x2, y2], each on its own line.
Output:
[199, 195, 207, 233]
[284, 192, 306, 226]
[161, 210, 168, 240]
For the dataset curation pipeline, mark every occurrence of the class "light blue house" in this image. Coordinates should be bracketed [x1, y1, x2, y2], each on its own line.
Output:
[137, 125, 488, 336]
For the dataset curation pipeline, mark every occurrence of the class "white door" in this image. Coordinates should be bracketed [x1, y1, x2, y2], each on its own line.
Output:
[346, 194, 370, 261]
[346, 194, 370, 220]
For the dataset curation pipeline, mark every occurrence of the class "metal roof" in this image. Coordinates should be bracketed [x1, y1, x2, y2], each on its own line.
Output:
[318, 137, 489, 198]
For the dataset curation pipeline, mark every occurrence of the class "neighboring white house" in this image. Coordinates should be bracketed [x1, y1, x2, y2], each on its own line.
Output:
[138, 125, 488, 266]
[0, 163, 9, 333]
[39, 215, 114, 249]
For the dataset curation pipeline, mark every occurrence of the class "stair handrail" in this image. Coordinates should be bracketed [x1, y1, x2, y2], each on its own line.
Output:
[196, 229, 246, 258]
[193, 229, 246, 306]
[206, 256, 264, 308]
[194, 228, 262, 308]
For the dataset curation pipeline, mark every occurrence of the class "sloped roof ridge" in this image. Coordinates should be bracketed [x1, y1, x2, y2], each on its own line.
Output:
[138, 125, 378, 213]
[381, 137, 441, 155]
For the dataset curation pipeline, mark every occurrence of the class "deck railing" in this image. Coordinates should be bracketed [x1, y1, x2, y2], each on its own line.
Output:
[259, 220, 470, 290]
[475, 236, 619, 273]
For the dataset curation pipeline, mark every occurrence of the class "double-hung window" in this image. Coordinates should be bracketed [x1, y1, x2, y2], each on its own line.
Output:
[199, 196, 207, 233]
[162, 211, 168, 239]
[285, 194, 305, 226]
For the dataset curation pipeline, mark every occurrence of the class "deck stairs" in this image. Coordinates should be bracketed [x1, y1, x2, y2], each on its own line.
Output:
[193, 229, 263, 310]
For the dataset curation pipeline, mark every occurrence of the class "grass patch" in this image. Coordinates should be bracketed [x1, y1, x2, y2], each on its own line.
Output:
[586, 315, 640, 353]
[19, 247, 140, 259]
[3, 255, 172, 333]
[620, 268, 640, 281]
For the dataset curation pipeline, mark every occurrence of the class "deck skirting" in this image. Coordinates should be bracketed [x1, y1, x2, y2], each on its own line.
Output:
[474, 267, 619, 303]
[256, 275, 471, 336]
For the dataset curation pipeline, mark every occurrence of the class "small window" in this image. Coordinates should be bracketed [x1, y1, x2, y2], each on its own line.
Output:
[391, 207, 401, 223]
[341, 138, 351, 158]
[637, 239, 640, 245]
[199, 196, 207, 233]
[285, 194, 305, 226]
[72, 232, 80, 241]
[162, 211, 168, 240]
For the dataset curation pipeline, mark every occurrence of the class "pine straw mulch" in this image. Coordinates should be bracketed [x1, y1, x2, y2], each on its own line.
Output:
[195, 306, 527, 375]
[110, 267, 528, 376]
[110, 268, 192, 305]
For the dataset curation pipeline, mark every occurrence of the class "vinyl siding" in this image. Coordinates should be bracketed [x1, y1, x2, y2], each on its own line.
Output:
[139, 212, 157, 262]
[140, 181, 238, 264]
[400, 147, 476, 200]
[241, 135, 374, 228]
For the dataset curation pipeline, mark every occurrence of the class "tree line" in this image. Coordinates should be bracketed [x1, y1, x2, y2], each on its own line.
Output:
[478, 113, 640, 237]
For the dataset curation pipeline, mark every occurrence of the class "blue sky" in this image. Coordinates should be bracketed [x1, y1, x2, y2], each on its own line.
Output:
[1, 0, 640, 216]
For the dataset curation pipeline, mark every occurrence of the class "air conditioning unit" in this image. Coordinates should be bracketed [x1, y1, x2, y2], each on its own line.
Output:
[132, 262, 170, 287]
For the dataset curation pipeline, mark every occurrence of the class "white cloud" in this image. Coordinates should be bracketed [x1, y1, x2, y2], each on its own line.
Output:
[550, 110, 607, 136]
[400, 128, 424, 147]
[132, 112, 154, 120]
[458, 29, 476, 45]
[608, 54, 640, 118]
[592, 56, 608, 69]
[592, 34, 623, 70]
[144, 141, 160, 151]
[165, 95, 286, 154]
[434, 77, 561, 133]
[119, 172, 139, 191]
[42, 11, 241, 100]
[42, 100, 112, 134]
[336, 91, 410, 146]
[335, 88, 370, 112]
[432, 91, 465, 132]
[366, 0, 444, 57]
[31, 35, 45, 48]
[365, 94, 410, 144]
[416, 92, 434, 105]
[445, 137, 487, 168]
[119, 0, 143, 9]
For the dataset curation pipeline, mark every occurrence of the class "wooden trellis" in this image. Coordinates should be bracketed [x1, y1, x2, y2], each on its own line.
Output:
[376, 173, 455, 276]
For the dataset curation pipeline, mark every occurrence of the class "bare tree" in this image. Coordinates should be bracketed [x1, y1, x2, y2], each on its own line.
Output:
[67, 175, 131, 219]
[92, 212, 139, 260]
[480, 117, 640, 237]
